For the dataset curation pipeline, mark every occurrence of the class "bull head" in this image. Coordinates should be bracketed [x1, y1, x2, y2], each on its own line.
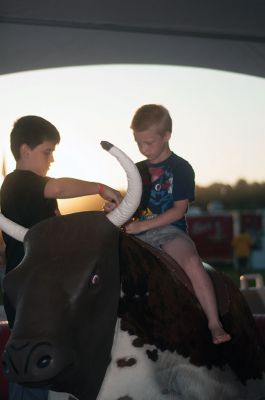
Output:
[0, 142, 142, 400]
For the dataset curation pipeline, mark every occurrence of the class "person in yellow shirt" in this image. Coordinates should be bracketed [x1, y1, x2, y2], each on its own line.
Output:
[231, 230, 252, 271]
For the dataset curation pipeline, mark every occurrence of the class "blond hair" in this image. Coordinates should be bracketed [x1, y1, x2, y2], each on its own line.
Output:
[130, 104, 172, 135]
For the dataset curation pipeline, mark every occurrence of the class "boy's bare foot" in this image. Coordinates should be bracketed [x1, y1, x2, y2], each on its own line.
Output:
[213, 332, 231, 345]
[211, 326, 231, 345]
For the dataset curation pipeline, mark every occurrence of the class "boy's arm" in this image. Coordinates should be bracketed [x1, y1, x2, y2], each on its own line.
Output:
[125, 199, 188, 234]
[44, 177, 122, 205]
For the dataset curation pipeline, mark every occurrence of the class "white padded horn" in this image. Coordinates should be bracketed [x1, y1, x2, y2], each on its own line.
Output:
[101, 141, 142, 227]
[0, 213, 28, 242]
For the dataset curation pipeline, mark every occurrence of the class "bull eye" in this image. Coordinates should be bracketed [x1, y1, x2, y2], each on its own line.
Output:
[37, 355, 52, 369]
[91, 274, 100, 285]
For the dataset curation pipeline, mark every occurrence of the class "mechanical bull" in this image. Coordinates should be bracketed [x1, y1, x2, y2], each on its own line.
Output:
[0, 143, 265, 400]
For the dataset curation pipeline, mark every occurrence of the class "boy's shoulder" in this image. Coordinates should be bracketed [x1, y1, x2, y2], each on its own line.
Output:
[163, 153, 194, 175]
[2, 170, 49, 192]
[169, 152, 192, 166]
[3, 169, 38, 183]
[167, 153, 195, 182]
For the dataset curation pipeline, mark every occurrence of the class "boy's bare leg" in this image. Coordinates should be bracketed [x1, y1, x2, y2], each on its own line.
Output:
[162, 237, 231, 345]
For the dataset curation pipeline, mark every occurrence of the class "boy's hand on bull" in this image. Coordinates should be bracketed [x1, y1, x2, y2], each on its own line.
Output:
[125, 220, 147, 234]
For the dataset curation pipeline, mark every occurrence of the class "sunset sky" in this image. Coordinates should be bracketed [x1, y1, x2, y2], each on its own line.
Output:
[1, 64, 265, 213]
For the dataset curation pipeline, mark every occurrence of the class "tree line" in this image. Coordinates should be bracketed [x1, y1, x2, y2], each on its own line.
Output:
[194, 179, 265, 211]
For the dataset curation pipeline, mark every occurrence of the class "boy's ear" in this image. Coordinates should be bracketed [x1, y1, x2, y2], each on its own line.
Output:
[164, 131, 171, 141]
[20, 144, 31, 159]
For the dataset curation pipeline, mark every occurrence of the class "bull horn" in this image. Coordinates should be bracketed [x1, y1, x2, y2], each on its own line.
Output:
[0, 213, 28, 242]
[101, 141, 142, 227]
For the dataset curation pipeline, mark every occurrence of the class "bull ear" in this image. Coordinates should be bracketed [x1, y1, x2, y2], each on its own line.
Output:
[0, 213, 28, 242]
[101, 142, 142, 227]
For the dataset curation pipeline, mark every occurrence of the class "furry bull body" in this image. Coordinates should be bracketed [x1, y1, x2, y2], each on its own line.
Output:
[2, 212, 265, 400]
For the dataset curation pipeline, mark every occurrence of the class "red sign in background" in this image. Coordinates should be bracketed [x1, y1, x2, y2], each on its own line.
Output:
[187, 215, 234, 262]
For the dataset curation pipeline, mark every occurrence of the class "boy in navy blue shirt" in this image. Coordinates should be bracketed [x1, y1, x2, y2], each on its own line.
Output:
[126, 104, 231, 345]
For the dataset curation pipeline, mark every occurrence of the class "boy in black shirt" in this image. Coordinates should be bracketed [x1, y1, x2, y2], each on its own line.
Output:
[0, 115, 122, 400]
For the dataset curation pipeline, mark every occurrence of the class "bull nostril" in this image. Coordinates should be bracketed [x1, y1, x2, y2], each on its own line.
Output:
[37, 355, 52, 369]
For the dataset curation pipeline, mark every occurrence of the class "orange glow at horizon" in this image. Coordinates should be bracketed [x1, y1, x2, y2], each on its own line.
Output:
[58, 195, 104, 215]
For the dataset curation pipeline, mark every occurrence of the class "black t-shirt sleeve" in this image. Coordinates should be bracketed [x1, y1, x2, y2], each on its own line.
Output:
[171, 158, 195, 202]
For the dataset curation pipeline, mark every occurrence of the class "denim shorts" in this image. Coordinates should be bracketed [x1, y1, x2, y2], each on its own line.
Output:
[136, 224, 189, 250]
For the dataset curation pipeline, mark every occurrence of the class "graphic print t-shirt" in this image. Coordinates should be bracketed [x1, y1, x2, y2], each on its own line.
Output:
[136, 152, 195, 232]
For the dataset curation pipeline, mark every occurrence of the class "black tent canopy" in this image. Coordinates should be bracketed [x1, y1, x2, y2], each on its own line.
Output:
[1, 0, 265, 77]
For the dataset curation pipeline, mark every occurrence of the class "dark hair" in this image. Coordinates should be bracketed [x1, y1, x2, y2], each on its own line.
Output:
[10, 115, 61, 160]
[130, 104, 172, 134]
